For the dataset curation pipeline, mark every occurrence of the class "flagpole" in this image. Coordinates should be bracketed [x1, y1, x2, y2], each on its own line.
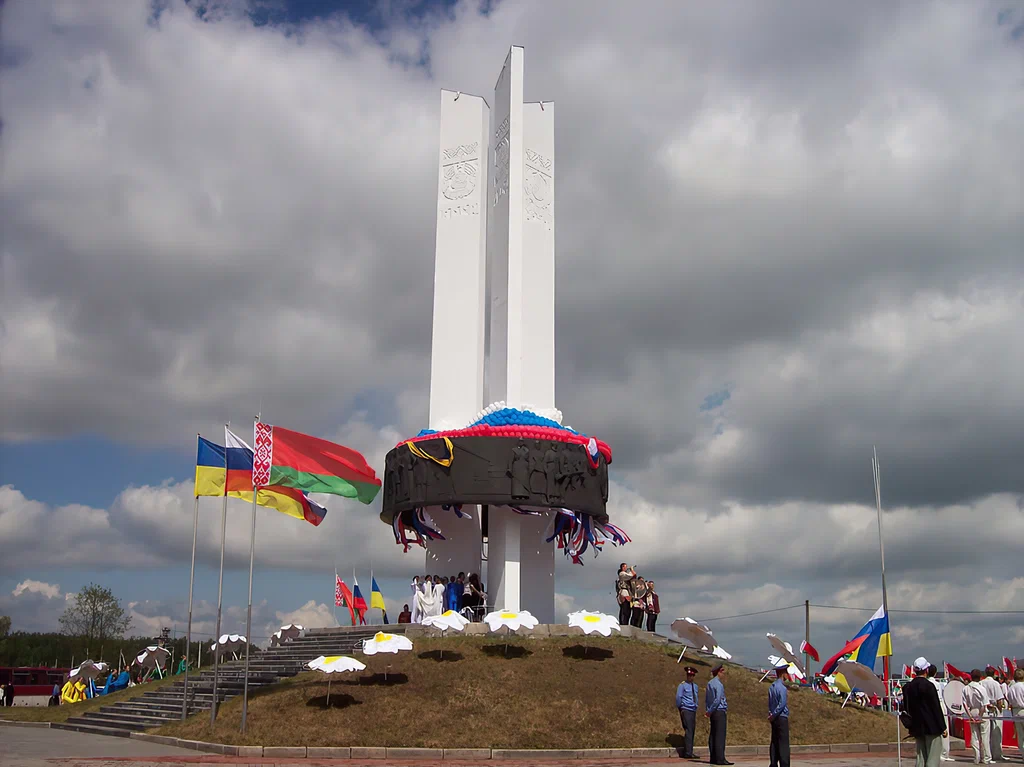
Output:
[241, 416, 259, 734]
[210, 423, 230, 726]
[872, 447, 891, 687]
[183, 453, 200, 720]
[334, 568, 339, 627]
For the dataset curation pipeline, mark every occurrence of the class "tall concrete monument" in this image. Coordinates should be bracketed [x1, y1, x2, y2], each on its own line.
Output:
[426, 47, 555, 621]
[380, 47, 617, 625]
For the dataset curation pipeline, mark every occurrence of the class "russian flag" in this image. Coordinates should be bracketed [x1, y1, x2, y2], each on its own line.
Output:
[351, 573, 368, 625]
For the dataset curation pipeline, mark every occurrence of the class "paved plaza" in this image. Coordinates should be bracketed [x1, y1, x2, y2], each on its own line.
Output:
[5, 726, 1019, 767]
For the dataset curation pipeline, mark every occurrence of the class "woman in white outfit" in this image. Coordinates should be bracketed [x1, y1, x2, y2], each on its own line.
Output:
[415, 574, 437, 621]
[432, 576, 446, 618]
[410, 576, 422, 624]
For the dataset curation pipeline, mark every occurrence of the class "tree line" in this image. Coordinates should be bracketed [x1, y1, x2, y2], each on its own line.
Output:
[0, 583, 200, 670]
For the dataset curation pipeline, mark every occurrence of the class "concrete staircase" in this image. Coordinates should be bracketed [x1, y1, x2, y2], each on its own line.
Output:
[54, 625, 399, 737]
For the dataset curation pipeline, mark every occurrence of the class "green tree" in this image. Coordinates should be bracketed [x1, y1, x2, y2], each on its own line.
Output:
[58, 584, 131, 642]
[0, 615, 11, 638]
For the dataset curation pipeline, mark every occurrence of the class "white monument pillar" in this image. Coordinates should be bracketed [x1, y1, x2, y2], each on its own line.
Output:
[485, 47, 557, 623]
[424, 90, 488, 579]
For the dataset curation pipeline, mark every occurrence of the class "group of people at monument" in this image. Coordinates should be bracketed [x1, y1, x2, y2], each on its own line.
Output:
[398, 572, 487, 623]
[615, 563, 661, 632]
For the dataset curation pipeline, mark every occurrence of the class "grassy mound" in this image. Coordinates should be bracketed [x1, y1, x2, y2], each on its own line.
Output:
[156, 636, 895, 749]
[0, 675, 177, 723]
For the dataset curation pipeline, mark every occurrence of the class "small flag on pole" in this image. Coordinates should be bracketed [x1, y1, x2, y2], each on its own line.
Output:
[335, 572, 355, 625]
[352, 571, 368, 625]
[799, 639, 819, 662]
[370, 574, 388, 624]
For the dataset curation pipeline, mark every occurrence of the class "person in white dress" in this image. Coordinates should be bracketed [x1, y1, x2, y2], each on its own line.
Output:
[981, 667, 1006, 762]
[410, 576, 422, 624]
[415, 574, 438, 621]
[431, 577, 446, 618]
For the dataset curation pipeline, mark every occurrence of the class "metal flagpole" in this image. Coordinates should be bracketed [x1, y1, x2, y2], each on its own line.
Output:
[183, 456, 200, 720]
[240, 417, 259, 734]
[872, 447, 891, 681]
[873, 446, 898, 765]
[210, 423, 230, 726]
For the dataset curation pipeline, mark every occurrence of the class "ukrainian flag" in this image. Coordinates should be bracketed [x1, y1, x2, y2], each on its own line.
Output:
[193, 435, 327, 526]
[370, 575, 388, 624]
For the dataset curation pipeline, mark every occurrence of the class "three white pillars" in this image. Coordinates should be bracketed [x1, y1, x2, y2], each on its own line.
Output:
[425, 47, 556, 623]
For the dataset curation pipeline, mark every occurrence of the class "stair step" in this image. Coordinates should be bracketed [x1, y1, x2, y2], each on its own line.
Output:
[66, 716, 150, 732]
[53, 721, 132, 738]
[83, 711, 169, 726]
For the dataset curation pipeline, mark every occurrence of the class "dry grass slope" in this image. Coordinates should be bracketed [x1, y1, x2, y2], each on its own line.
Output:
[156, 635, 895, 749]
[0, 675, 177, 723]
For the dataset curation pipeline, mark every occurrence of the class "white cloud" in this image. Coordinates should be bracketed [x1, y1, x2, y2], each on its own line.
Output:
[12, 579, 61, 599]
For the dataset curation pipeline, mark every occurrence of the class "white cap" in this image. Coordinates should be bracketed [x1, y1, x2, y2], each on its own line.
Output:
[913, 656, 930, 671]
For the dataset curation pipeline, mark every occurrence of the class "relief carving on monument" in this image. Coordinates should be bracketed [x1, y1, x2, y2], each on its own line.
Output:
[493, 116, 510, 206]
[441, 142, 479, 202]
[524, 148, 552, 229]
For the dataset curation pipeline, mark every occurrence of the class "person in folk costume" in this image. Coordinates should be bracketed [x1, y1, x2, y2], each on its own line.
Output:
[410, 576, 422, 624]
[630, 576, 648, 628]
[616, 563, 634, 626]
[645, 580, 660, 632]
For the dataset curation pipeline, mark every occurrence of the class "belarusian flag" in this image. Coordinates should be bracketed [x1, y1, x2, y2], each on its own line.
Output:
[253, 423, 381, 503]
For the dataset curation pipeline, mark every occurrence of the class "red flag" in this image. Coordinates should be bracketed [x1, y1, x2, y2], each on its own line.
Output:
[335, 574, 356, 625]
[800, 639, 820, 662]
[945, 662, 970, 683]
[821, 635, 868, 676]
[902, 664, 913, 678]
[1003, 657, 1016, 676]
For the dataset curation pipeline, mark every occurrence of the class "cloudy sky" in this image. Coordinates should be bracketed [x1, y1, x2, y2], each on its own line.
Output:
[1, 0, 1022, 670]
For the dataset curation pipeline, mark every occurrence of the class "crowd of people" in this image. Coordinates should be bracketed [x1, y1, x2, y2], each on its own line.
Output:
[615, 563, 661, 632]
[397, 572, 488, 624]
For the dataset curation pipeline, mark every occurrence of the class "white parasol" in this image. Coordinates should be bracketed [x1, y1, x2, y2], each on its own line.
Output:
[307, 655, 365, 707]
[766, 633, 805, 676]
[69, 660, 109, 682]
[567, 610, 621, 637]
[361, 631, 413, 655]
[835, 659, 886, 698]
[670, 617, 732, 662]
[271, 624, 303, 646]
[766, 655, 805, 681]
[134, 646, 170, 678]
[942, 679, 967, 717]
[209, 633, 247, 657]
[483, 609, 540, 655]
[421, 610, 471, 659]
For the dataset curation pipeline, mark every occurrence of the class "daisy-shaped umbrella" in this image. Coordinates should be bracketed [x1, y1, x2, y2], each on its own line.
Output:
[307, 655, 366, 707]
[567, 610, 620, 637]
[421, 610, 471, 658]
[766, 655, 805, 681]
[766, 633, 805, 676]
[835, 659, 886, 698]
[209, 634, 247, 658]
[361, 632, 413, 680]
[483, 609, 539, 655]
[134, 646, 171, 678]
[670, 618, 731, 662]
[70, 660, 109, 681]
[271, 624, 303, 646]
[361, 631, 414, 655]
